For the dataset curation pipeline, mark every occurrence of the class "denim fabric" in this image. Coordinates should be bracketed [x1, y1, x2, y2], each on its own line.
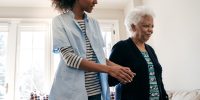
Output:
[115, 84, 122, 100]
[49, 11, 110, 100]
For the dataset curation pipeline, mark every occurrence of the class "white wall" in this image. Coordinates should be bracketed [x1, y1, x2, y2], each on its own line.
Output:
[0, 7, 58, 18]
[124, 0, 134, 18]
[143, 0, 200, 90]
[90, 8, 127, 40]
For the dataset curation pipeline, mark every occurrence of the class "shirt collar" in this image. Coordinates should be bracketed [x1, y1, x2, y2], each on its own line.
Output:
[66, 10, 89, 22]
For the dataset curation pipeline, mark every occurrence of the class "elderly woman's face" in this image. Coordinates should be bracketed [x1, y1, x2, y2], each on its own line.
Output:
[132, 15, 154, 42]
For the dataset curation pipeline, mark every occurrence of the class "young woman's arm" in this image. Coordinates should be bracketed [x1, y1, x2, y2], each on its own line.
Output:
[60, 46, 134, 83]
[79, 59, 134, 83]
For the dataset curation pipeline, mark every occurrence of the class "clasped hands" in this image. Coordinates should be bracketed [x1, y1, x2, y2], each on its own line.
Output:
[108, 65, 136, 84]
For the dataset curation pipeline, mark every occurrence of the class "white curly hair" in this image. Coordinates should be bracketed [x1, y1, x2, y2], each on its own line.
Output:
[124, 6, 155, 34]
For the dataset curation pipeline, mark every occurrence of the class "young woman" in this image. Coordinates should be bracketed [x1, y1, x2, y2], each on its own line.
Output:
[49, 0, 135, 100]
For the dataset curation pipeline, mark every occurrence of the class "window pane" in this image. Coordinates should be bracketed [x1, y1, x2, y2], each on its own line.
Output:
[0, 24, 8, 100]
[99, 22, 114, 58]
[15, 24, 49, 100]
[101, 31, 112, 58]
[53, 54, 60, 74]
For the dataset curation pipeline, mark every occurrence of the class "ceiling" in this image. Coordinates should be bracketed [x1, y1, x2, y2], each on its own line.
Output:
[0, 0, 130, 9]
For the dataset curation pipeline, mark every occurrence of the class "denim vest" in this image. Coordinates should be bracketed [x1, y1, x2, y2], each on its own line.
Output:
[49, 11, 110, 100]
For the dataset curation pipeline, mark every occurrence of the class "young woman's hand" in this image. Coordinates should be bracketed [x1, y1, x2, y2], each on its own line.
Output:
[108, 65, 136, 84]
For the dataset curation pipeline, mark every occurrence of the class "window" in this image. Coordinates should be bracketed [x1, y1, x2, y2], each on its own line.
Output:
[15, 23, 51, 100]
[99, 20, 120, 58]
[0, 19, 52, 100]
[0, 23, 8, 100]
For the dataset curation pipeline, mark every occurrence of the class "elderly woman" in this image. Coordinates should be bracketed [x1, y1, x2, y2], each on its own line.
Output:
[108, 6, 169, 100]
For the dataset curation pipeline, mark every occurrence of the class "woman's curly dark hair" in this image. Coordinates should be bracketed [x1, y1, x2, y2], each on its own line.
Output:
[52, 0, 76, 12]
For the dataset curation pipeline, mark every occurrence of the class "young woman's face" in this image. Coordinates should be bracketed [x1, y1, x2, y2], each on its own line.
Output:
[133, 15, 154, 42]
[78, 0, 97, 13]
